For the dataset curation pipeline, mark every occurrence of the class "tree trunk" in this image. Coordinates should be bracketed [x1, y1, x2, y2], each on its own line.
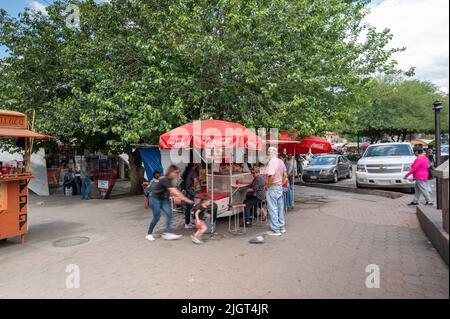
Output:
[128, 149, 145, 195]
[401, 132, 407, 142]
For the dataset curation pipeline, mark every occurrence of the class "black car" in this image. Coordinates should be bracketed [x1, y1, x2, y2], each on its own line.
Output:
[303, 154, 352, 183]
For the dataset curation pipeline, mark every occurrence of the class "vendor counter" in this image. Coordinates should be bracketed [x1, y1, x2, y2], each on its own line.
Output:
[203, 172, 253, 217]
[0, 172, 31, 242]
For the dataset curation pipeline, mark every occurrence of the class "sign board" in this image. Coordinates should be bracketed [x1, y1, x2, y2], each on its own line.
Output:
[0, 112, 28, 129]
[98, 180, 109, 189]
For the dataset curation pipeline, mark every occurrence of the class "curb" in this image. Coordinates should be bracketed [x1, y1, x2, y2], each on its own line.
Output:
[297, 182, 406, 199]
[417, 205, 449, 265]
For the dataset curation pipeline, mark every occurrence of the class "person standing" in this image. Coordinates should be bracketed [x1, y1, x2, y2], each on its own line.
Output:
[285, 154, 295, 209]
[63, 169, 76, 196]
[59, 161, 68, 194]
[80, 161, 93, 200]
[243, 166, 266, 227]
[144, 171, 161, 196]
[146, 165, 194, 241]
[265, 147, 287, 236]
[404, 145, 433, 206]
[297, 157, 305, 182]
[182, 163, 199, 229]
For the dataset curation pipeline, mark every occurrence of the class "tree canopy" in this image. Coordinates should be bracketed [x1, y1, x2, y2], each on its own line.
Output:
[356, 78, 449, 143]
[0, 0, 409, 192]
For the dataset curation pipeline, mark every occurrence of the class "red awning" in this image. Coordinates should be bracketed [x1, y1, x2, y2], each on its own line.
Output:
[0, 127, 54, 140]
[267, 131, 332, 154]
[159, 119, 262, 150]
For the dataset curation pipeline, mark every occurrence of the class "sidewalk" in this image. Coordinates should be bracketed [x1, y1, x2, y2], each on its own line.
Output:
[0, 186, 448, 298]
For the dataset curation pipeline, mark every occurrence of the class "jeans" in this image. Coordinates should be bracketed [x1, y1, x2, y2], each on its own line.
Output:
[148, 196, 173, 235]
[413, 179, 432, 203]
[184, 192, 195, 225]
[284, 180, 293, 209]
[244, 196, 261, 223]
[266, 186, 285, 232]
[80, 177, 92, 199]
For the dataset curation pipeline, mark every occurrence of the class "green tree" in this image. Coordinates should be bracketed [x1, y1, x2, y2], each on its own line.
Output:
[357, 79, 449, 143]
[1, 0, 407, 193]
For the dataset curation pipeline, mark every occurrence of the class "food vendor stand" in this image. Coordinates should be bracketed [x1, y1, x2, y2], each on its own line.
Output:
[159, 119, 262, 229]
[0, 110, 53, 243]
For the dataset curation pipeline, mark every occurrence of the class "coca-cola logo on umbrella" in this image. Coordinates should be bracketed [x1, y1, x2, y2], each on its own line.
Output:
[167, 137, 189, 148]
[204, 137, 233, 148]
[310, 143, 325, 149]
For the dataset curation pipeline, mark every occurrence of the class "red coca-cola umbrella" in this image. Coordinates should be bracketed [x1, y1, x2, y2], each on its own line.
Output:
[159, 119, 262, 150]
[270, 131, 301, 154]
[268, 131, 332, 154]
[297, 135, 332, 154]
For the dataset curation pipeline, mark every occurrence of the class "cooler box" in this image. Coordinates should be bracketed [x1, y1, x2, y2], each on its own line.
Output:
[195, 192, 230, 213]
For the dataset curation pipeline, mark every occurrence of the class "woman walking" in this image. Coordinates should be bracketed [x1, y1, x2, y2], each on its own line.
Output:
[146, 165, 194, 241]
[404, 145, 433, 206]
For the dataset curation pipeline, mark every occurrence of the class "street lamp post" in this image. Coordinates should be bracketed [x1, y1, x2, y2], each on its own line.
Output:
[433, 100, 442, 209]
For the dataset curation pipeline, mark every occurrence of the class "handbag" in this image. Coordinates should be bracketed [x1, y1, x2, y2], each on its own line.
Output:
[428, 165, 434, 180]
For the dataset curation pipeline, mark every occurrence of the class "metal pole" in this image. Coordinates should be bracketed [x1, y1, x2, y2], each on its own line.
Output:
[433, 101, 442, 209]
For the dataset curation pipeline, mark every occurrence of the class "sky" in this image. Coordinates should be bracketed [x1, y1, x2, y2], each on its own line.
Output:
[0, 0, 449, 92]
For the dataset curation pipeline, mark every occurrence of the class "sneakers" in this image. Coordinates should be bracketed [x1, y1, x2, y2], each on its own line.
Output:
[145, 234, 155, 241]
[408, 202, 419, 206]
[280, 228, 287, 233]
[266, 230, 282, 236]
[161, 233, 182, 240]
[425, 202, 434, 206]
[191, 235, 204, 244]
[184, 223, 195, 229]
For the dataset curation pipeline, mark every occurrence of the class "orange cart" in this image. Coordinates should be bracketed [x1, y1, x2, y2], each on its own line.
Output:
[0, 110, 53, 243]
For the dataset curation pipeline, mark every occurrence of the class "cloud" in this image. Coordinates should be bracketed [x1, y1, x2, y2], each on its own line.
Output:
[29, 1, 48, 15]
[365, 0, 449, 93]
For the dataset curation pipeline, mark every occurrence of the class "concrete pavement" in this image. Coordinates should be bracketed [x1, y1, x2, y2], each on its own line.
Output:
[0, 186, 448, 298]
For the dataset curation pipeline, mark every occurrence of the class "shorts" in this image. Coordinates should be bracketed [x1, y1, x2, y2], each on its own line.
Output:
[196, 219, 212, 232]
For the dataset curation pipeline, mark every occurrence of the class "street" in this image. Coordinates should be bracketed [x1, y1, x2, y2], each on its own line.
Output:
[0, 186, 448, 299]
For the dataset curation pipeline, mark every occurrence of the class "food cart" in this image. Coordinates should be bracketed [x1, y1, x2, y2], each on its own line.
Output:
[0, 110, 53, 243]
[200, 150, 254, 218]
[159, 119, 262, 225]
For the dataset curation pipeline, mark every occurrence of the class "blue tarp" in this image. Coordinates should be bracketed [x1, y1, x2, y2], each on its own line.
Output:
[139, 147, 164, 181]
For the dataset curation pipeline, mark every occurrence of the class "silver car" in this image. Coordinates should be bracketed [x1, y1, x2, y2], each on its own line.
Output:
[303, 155, 352, 183]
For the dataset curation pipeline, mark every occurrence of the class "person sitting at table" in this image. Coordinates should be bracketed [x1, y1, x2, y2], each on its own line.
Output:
[218, 162, 230, 175]
[243, 166, 266, 227]
[233, 163, 244, 173]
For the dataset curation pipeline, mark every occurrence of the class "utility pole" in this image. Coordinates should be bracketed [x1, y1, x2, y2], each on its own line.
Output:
[433, 101, 442, 209]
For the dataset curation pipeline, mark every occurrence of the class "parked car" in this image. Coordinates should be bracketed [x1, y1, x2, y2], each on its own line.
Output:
[355, 142, 415, 191]
[303, 154, 352, 183]
[299, 155, 310, 167]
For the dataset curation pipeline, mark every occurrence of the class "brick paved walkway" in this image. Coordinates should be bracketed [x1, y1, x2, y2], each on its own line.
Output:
[0, 187, 448, 298]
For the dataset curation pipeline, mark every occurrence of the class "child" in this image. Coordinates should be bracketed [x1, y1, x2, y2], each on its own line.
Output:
[191, 196, 212, 244]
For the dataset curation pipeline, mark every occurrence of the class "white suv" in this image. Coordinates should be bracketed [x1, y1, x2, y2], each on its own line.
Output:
[355, 142, 415, 191]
